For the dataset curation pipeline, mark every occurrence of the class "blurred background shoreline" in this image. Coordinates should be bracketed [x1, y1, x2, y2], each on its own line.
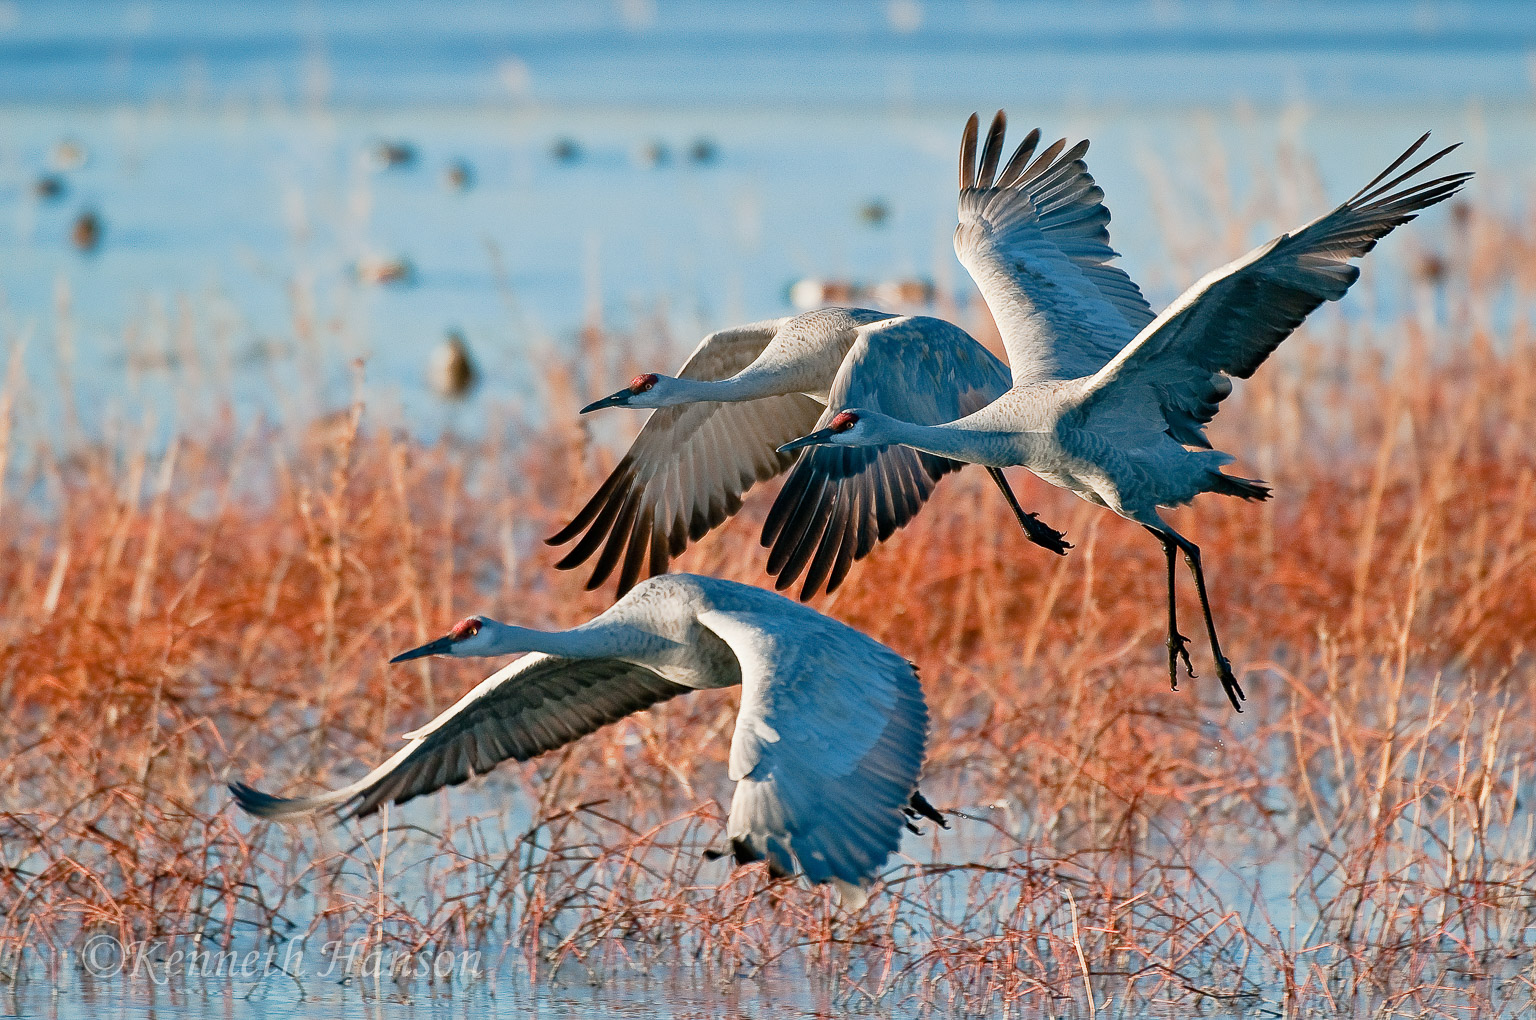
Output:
[1, 0, 1533, 446]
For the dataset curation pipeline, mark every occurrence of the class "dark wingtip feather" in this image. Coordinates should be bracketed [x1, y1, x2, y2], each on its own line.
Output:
[976, 110, 1007, 188]
[229, 781, 294, 819]
[587, 489, 642, 588]
[547, 458, 632, 546]
[1358, 141, 1464, 207]
[762, 456, 814, 547]
[616, 504, 655, 595]
[1021, 136, 1068, 182]
[798, 495, 854, 600]
[552, 467, 634, 570]
[996, 127, 1042, 189]
[959, 113, 979, 191]
[1347, 131, 1431, 204]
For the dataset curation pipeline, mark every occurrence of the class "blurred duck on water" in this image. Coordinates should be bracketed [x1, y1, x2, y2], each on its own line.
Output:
[430, 330, 479, 399]
[71, 210, 102, 253]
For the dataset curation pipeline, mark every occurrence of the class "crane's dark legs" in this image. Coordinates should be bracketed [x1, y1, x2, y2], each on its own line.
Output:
[1143, 525, 1195, 690]
[986, 467, 1071, 555]
[1162, 527, 1245, 713]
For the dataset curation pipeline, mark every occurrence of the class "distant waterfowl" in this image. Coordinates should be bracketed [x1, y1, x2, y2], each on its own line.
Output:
[782, 112, 1471, 713]
[857, 199, 891, 227]
[32, 174, 65, 201]
[788, 278, 935, 311]
[550, 307, 1070, 601]
[355, 254, 415, 286]
[688, 137, 718, 164]
[51, 138, 87, 171]
[430, 330, 479, 399]
[638, 140, 671, 168]
[1413, 250, 1448, 285]
[550, 137, 582, 164]
[70, 210, 101, 252]
[370, 140, 417, 170]
[869, 278, 935, 307]
[229, 573, 945, 907]
[444, 159, 474, 192]
[788, 278, 858, 310]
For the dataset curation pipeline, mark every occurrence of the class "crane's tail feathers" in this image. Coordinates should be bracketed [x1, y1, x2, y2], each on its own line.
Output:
[704, 838, 872, 909]
[1210, 472, 1271, 502]
[832, 879, 871, 910]
[717, 834, 793, 879]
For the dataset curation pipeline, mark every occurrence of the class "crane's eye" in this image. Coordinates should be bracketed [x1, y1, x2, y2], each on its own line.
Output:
[630, 373, 658, 393]
[449, 618, 481, 641]
[830, 411, 859, 432]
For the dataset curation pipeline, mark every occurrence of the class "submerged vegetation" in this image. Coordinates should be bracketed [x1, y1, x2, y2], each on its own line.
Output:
[3, 176, 1536, 1017]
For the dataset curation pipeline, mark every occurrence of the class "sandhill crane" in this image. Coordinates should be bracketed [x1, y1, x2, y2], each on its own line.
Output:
[229, 573, 946, 906]
[782, 114, 1471, 713]
[549, 307, 1073, 600]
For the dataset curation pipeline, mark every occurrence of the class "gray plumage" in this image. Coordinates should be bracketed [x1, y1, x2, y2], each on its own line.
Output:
[229, 574, 939, 905]
[785, 113, 1472, 713]
[551, 307, 1057, 600]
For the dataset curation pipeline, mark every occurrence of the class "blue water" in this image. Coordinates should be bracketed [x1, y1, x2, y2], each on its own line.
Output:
[1, 1, 1531, 441]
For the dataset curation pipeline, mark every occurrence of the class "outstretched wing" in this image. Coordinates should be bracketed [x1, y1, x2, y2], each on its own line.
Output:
[698, 605, 928, 906]
[1072, 134, 1471, 446]
[761, 315, 1011, 599]
[955, 110, 1154, 386]
[230, 654, 691, 820]
[548, 318, 823, 597]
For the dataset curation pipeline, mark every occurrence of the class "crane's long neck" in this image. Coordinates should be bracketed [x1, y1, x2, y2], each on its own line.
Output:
[476, 620, 645, 660]
[666, 359, 817, 405]
[874, 417, 1018, 468]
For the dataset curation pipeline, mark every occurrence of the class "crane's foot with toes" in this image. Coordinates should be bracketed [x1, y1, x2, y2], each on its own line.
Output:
[903, 790, 949, 834]
[1166, 630, 1196, 690]
[1020, 513, 1072, 556]
[1214, 655, 1246, 713]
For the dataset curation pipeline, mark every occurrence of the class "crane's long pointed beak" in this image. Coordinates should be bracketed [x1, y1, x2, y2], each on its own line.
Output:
[390, 635, 454, 663]
[778, 427, 838, 454]
[579, 389, 631, 414]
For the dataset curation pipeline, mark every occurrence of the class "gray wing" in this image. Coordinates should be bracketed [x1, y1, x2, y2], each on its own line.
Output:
[548, 318, 823, 596]
[698, 606, 928, 907]
[1072, 134, 1471, 446]
[230, 654, 691, 821]
[954, 111, 1154, 385]
[761, 315, 1011, 599]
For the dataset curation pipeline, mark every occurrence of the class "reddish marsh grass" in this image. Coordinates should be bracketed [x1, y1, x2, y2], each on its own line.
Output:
[3, 204, 1536, 1017]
